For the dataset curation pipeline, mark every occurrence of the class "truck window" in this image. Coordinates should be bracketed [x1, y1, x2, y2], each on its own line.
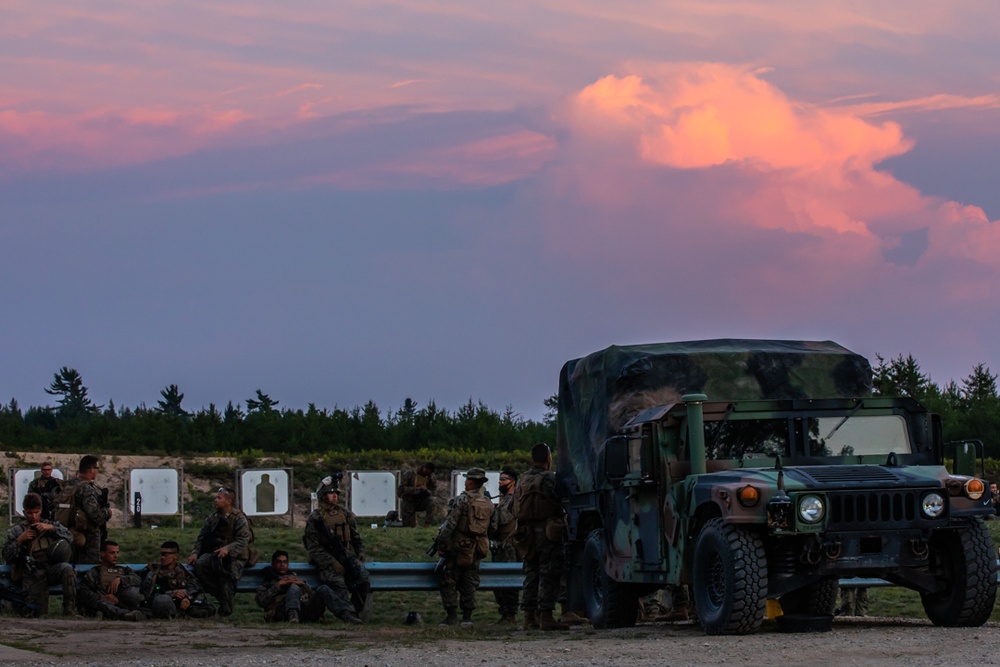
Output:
[806, 415, 911, 456]
[705, 419, 790, 460]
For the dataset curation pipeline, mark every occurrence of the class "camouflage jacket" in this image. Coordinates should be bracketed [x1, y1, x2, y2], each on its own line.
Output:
[254, 565, 313, 620]
[68, 478, 112, 534]
[139, 563, 201, 602]
[437, 487, 494, 549]
[489, 491, 516, 544]
[191, 510, 251, 560]
[79, 564, 142, 610]
[2, 519, 73, 565]
[398, 467, 436, 499]
[304, 503, 365, 572]
[513, 466, 565, 522]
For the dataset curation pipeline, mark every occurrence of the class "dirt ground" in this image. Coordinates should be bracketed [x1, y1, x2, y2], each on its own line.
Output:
[0, 615, 996, 666]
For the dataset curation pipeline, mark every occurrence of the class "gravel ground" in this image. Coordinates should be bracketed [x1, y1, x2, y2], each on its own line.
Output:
[1, 616, 996, 667]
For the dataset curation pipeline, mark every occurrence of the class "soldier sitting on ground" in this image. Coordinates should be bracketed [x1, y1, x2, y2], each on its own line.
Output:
[1, 492, 80, 618]
[255, 550, 362, 624]
[78, 540, 144, 621]
[139, 540, 214, 619]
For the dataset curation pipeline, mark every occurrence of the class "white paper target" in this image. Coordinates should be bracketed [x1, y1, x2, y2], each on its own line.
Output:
[450, 470, 503, 503]
[347, 471, 397, 517]
[11, 468, 66, 517]
[129, 468, 180, 515]
[240, 469, 290, 516]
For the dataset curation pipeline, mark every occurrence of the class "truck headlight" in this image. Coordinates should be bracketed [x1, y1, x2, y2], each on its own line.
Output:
[798, 495, 825, 524]
[921, 492, 945, 518]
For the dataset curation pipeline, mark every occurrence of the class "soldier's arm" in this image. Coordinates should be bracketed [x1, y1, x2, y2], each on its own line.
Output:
[226, 515, 250, 555]
[398, 470, 417, 497]
[189, 520, 210, 560]
[120, 566, 142, 589]
[2, 526, 25, 563]
[46, 521, 73, 542]
[436, 495, 464, 545]
[78, 486, 111, 526]
[303, 516, 337, 568]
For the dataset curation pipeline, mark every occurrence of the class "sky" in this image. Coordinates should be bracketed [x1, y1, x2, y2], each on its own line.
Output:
[2, 1, 999, 423]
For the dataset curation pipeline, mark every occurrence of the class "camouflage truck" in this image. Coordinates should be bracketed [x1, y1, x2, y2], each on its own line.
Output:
[558, 339, 997, 634]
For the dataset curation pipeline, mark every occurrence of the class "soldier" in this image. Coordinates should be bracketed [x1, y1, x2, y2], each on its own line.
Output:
[513, 442, 569, 631]
[139, 540, 214, 619]
[837, 586, 869, 617]
[303, 477, 370, 622]
[186, 487, 255, 617]
[489, 467, 520, 624]
[435, 468, 494, 628]
[397, 462, 437, 527]
[255, 550, 362, 624]
[27, 462, 63, 521]
[56, 454, 112, 564]
[1, 492, 79, 617]
[78, 540, 144, 621]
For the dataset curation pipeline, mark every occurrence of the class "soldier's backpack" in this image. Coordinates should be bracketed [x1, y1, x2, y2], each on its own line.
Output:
[53, 482, 87, 547]
[512, 471, 561, 521]
[454, 492, 493, 566]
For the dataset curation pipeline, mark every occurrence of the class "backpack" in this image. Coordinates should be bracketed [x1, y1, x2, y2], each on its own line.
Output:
[461, 494, 493, 537]
[53, 481, 87, 547]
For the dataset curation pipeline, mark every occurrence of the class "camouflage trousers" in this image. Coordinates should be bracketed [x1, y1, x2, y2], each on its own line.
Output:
[74, 529, 102, 565]
[838, 586, 869, 617]
[492, 542, 519, 617]
[88, 586, 142, 619]
[149, 593, 216, 619]
[194, 554, 238, 615]
[439, 559, 481, 613]
[22, 562, 77, 615]
[400, 495, 436, 527]
[318, 562, 371, 616]
[520, 527, 563, 613]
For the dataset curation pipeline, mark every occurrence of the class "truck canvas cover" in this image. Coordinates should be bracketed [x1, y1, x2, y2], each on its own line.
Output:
[556, 339, 872, 491]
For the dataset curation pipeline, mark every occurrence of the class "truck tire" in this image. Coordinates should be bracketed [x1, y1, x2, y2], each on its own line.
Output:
[779, 578, 838, 616]
[692, 518, 768, 635]
[921, 517, 998, 627]
[582, 530, 639, 628]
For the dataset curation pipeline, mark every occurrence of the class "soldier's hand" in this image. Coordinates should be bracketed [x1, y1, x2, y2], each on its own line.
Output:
[186, 553, 198, 566]
[215, 546, 229, 558]
[34, 522, 53, 533]
[108, 577, 121, 594]
[172, 590, 188, 599]
[17, 529, 36, 544]
[100, 593, 119, 604]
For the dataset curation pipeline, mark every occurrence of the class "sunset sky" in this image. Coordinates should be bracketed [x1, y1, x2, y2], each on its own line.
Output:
[2, 2, 999, 421]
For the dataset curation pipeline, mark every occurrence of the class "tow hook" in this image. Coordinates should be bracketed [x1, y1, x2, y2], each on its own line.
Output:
[822, 539, 842, 560]
[910, 537, 928, 557]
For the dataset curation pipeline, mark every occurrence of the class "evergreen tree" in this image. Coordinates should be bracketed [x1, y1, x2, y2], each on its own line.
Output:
[44, 367, 100, 419]
[156, 384, 189, 418]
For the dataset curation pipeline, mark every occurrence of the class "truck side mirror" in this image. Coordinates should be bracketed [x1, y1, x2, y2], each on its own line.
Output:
[951, 440, 983, 477]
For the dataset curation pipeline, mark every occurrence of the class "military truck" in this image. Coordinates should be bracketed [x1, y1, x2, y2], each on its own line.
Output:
[558, 339, 997, 634]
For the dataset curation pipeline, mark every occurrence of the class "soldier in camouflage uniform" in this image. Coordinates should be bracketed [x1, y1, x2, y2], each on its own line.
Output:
[186, 487, 253, 617]
[27, 462, 63, 521]
[513, 443, 569, 631]
[2, 492, 79, 617]
[435, 468, 495, 627]
[303, 478, 369, 621]
[78, 540, 144, 621]
[397, 462, 437, 527]
[256, 550, 362, 624]
[489, 467, 520, 624]
[139, 540, 214, 619]
[59, 455, 112, 564]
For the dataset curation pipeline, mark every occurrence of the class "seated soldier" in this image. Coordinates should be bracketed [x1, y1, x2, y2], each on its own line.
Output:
[255, 550, 361, 624]
[78, 540, 144, 621]
[1, 492, 80, 618]
[139, 540, 215, 619]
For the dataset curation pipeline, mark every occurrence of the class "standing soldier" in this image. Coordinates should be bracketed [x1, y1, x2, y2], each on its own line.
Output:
[78, 541, 144, 621]
[397, 462, 437, 527]
[56, 455, 112, 564]
[489, 467, 520, 625]
[186, 487, 255, 618]
[140, 540, 214, 619]
[1, 492, 79, 617]
[513, 443, 569, 631]
[27, 462, 63, 521]
[435, 468, 494, 628]
[303, 477, 368, 623]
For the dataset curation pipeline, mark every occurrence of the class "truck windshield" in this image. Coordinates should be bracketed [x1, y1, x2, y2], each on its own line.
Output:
[806, 415, 911, 456]
[706, 419, 789, 459]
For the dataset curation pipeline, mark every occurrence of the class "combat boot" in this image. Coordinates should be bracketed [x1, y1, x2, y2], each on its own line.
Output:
[538, 610, 570, 631]
[497, 613, 517, 625]
[287, 610, 300, 623]
[559, 603, 587, 626]
[460, 611, 474, 629]
[523, 610, 539, 630]
[124, 610, 145, 622]
[439, 607, 458, 627]
[338, 610, 363, 625]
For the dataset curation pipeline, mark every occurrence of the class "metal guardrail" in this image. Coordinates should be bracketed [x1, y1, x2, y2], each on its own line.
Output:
[2, 561, 998, 595]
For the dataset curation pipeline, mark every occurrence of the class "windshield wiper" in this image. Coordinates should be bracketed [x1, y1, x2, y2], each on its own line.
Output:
[824, 400, 864, 441]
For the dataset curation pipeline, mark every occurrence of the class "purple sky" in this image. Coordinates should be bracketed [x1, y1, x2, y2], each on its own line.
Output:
[2, 3, 999, 422]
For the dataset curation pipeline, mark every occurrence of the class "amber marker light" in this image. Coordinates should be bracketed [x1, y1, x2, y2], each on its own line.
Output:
[966, 478, 985, 500]
[738, 485, 760, 508]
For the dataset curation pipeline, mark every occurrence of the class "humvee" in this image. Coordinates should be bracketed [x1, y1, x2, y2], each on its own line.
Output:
[559, 340, 997, 634]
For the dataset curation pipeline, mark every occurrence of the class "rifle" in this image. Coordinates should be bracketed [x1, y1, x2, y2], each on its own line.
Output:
[0, 580, 41, 613]
[426, 536, 448, 575]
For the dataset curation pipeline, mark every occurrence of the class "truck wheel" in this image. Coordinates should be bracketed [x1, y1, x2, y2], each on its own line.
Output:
[921, 517, 998, 627]
[582, 530, 639, 628]
[779, 579, 838, 616]
[691, 518, 768, 635]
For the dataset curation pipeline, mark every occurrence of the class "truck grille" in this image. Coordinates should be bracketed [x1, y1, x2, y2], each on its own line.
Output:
[797, 466, 900, 484]
[826, 490, 922, 529]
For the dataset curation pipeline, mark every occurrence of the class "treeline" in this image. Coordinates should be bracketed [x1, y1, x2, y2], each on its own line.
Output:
[873, 354, 1000, 456]
[1, 355, 998, 457]
[0, 368, 555, 455]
